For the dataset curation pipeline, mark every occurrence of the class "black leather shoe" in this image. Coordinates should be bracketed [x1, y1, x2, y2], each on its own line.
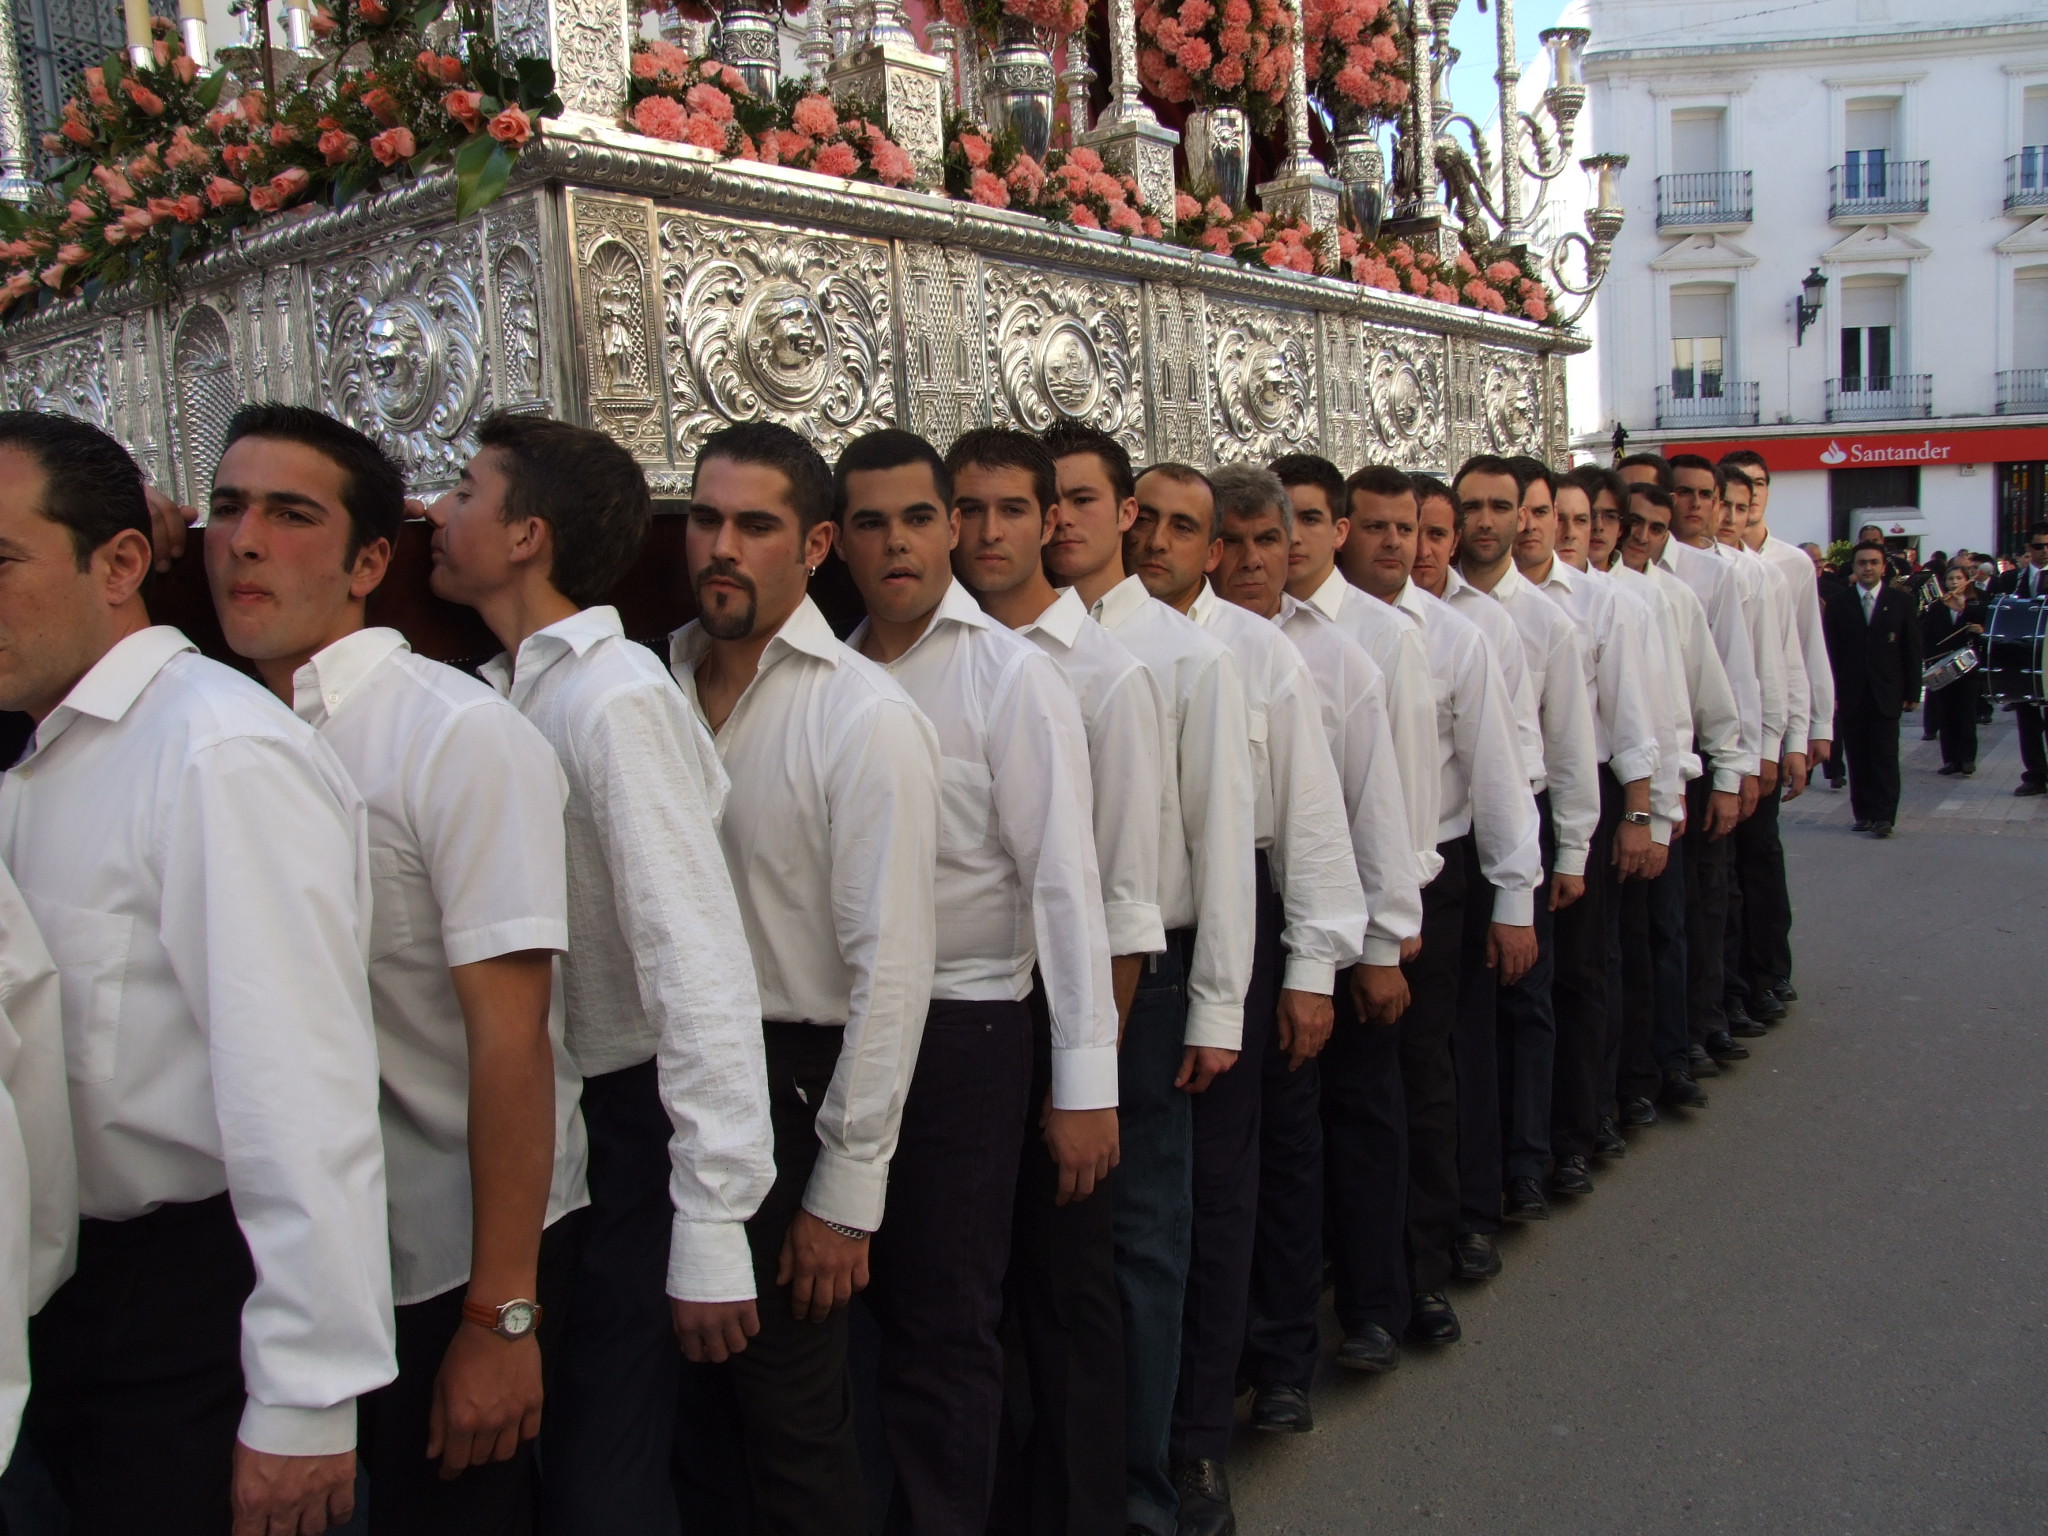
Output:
[1723, 998, 1760, 1034]
[1173, 1459, 1235, 1536]
[2017, 781, 2046, 797]
[1748, 988, 1787, 1022]
[1502, 1176, 1549, 1222]
[1620, 1095, 1658, 1128]
[1249, 1384, 1313, 1434]
[1937, 762, 1960, 775]
[1335, 1324, 1401, 1373]
[1729, 1014, 1769, 1039]
[1687, 1042, 1721, 1078]
[1872, 821, 1893, 838]
[1550, 1154, 1594, 1196]
[1452, 1231, 1501, 1280]
[1775, 981, 1799, 1003]
[1593, 1117, 1628, 1158]
[1660, 1070, 1708, 1109]
[1405, 1292, 1461, 1344]
[1704, 1029, 1749, 1062]
[1851, 817, 1872, 831]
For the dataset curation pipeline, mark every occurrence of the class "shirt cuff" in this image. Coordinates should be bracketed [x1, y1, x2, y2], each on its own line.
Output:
[1552, 845, 1589, 878]
[1762, 729, 1783, 761]
[1490, 888, 1535, 926]
[803, 1148, 889, 1233]
[1104, 900, 1167, 959]
[667, 1217, 758, 1303]
[1651, 815, 1674, 846]
[1782, 726, 1809, 758]
[1182, 999, 1244, 1052]
[1050, 1045, 1119, 1110]
[1280, 957, 1337, 997]
[239, 1399, 358, 1458]
[1609, 748, 1659, 788]
[1360, 935, 1404, 967]
[442, 916, 570, 968]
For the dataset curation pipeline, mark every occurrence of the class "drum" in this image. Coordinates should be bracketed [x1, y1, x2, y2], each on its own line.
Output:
[1984, 595, 2048, 703]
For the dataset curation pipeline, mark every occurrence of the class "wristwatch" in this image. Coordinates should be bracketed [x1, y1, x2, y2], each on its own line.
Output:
[462, 1296, 542, 1340]
[1621, 810, 1653, 826]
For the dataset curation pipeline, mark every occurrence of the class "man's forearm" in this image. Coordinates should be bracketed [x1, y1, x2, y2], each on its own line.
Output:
[1111, 954, 1142, 1047]
[450, 952, 557, 1301]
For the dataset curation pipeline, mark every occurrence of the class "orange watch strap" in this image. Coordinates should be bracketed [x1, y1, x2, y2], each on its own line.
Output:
[462, 1298, 502, 1331]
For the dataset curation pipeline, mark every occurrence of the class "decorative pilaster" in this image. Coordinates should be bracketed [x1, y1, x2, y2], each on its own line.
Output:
[1491, 0, 1530, 247]
[0, 0, 40, 204]
[494, 0, 632, 128]
[1386, 0, 1460, 263]
[1060, 33, 1094, 141]
[1255, 0, 1342, 267]
[1077, 0, 1177, 220]
[826, 2, 947, 188]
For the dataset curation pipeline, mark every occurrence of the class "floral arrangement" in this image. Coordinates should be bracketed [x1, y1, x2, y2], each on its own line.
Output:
[939, 0, 1087, 43]
[1301, 0, 1407, 124]
[0, 1, 557, 316]
[1136, 0, 1295, 121]
[627, 40, 917, 187]
[945, 116, 1165, 237]
[1174, 193, 1328, 272]
[1347, 235, 1554, 324]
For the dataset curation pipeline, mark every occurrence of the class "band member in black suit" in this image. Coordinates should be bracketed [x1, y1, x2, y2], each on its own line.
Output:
[1920, 566, 1985, 777]
[1822, 542, 1921, 837]
[1992, 522, 2048, 796]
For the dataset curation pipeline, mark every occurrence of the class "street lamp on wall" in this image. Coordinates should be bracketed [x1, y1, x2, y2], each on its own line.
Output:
[1795, 266, 1827, 345]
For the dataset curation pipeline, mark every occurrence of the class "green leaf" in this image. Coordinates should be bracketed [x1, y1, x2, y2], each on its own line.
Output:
[454, 139, 514, 216]
[61, 163, 89, 197]
[452, 130, 496, 179]
[103, 53, 125, 91]
[513, 56, 554, 109]
[81, 276, 103, 304]
[409, 138, 449, 176]
[167, 225, 189, 266]
[194, 69, 228, 110]
[411, 0, 448, 28]
[332, 160, 373, 207]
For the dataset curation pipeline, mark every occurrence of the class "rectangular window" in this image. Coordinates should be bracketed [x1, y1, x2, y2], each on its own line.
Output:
[1669, 287, 1729, 400]
[2023, 88, 2048, 194]
[1844, 99, 1897, 199]
[1829, 465, 1919, 545]
[1841, 280, 1900, 390]
[1670, 109, 1725, 176]
[2016, 269, 2048, 372]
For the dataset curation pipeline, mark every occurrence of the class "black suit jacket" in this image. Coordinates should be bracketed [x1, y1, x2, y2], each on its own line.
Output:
[1825, 581, 1922, 718]
[1994, 563, 2048, 599]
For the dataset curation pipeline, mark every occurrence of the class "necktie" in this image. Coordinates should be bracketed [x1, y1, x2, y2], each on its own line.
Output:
[1863, 586, 1876, 623]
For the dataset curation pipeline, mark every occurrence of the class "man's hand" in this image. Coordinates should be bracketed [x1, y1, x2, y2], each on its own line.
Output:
[1487, 923, 1537, 988]
[145, 484, 201, 573]
[776, 1210, 870, 1322]
[1758, 758, 1780, 795]
[1399, 935, 1423, 964]
[1548, 871, 1585, 912]
[1781, 751, 1809, 801]
[1274, 989, 1335, 1071]
[1349, 963, 1409, 1026]
[1738, 775, 1760, 821]
[1705, 789, 1740, 839]
[231, 1445, 356, 1536]
[1175, 1046, 1237, 1093]
[671, 1298, 760, 1363]
[427, 1322, 542, 1479]
[1043, 1103, 1119, 1204]
[1613, 821, 1653, 881]
[1808, 737, 1831, 765]
[1640, 841, 1669, 881]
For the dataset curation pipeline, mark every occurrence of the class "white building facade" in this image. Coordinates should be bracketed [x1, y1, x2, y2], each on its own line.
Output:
[1569, 0, 2048, 558]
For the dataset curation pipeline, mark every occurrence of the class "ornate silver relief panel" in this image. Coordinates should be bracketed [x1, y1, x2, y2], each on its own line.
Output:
[983, 261, 1144, 458]
[167, 294, 245, 507]
[312, 224, 492, 489]
[1206, 299, 1317, 465]
[1322, 316, 1447, 473]
[1471, 343, 1542, 459]
[485, 193, 549, 411]
[1143, 283, 1209, 465]
[657, 209, 897, 476]
[570, 192, 668, 465]
[897, 242, 988, 448]
[1543, 352, 1570, 467]
[1, 334, 112, 434]
[107, 313, 166, 490]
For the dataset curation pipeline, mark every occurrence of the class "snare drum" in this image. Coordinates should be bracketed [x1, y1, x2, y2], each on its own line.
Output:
[1984, 595, 2048, 703]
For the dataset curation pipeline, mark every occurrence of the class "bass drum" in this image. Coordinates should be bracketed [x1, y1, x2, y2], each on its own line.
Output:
[1984, 595, 2048, 703]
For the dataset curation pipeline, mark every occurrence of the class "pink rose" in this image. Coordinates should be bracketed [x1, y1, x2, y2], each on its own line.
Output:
[121, 78, 165, 115]
[41, 263, 70, 289]
[166, 126, 210, 169]
[443, 90, 484, 131]
[0, 271, 34, 310]
[370, 125, 415, 164]
[311, 7, 337, 34]
[319, 128, 357, 164]
[173, 193, 204, 222]
[813, 141, 860, 179]
[91, 165, 135, 205]
[248, 184, 279, 212]
[792, 94, 839, 139]
[487, 104, 532, 148]
[64, 198, 92, 228]
[269, 123, 297, 146]
[241, 89, 267, 124]
[55, 242, 88, 267]
[146, 196, 179, 218]
[269, 165, 311, 202]
[358, 0, 389, 21]
[362, 86, 400, 126]
[172, 53, 197, 83]
[84, 67, 110, 108]
[632, 95, 689, 141]
[205, 175, 245, 206]
[102, 220, 127, 245]
[969, 167, 1008, 207]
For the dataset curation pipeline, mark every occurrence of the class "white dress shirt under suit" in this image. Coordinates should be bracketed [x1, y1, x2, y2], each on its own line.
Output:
[1646, 559, 1750, 786]
[0, 627, 394, 1456]
[1526, 559, 1663, 794]
[1662, 540, 1763, 774]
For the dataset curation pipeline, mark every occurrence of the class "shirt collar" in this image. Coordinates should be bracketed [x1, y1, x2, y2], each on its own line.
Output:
[1306, 565, 1349, 622]
[1393, 578, 1432, 623]
[1493, 562, 1532, 601]
[292, 627, 408, 728]
[25, 625, 197, 762]
[1091, 573, 1154, 629]
[847, 576, 991, 663]
[671, 594, 842, 680]
[1188, 581, 1222, 627]
[1532, 556, 1575, 592]
[481, 605, 624, 699]
[1022, 585, 1088, 647]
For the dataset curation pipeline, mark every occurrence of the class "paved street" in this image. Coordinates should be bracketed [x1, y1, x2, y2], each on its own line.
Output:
[1234, 713, 2048, 1535]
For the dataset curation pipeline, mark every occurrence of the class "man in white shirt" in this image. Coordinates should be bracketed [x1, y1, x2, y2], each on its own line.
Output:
[945, 427, 1161, 1536]
[198, 405, 586, 1530]
[418, 414, 776, 1532]
[1338, 466, 1540, 1354]
[831, 428, 1115, 1535]
[1041, 424, 1253, 1536]
[668, 421, 939, 1536]
[0, 411, 394, 1536]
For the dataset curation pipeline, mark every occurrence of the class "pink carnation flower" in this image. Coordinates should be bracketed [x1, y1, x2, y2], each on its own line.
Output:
[792, 94, 840, 139]
[1174, 192, 1202, 221]
[686, 82, 735, 123]
[1176, 37, 1213, 72]
[1109, 203, 1143, 234]
[958, 132, 991, 169]
[970, 168, 1009, 207]
[632, 94, 690, 142]
[681, 112, 727, 150]
[1486, 259, 1519, 283]
[1068, 205, 1100, 229]
[813, 141, 860, 178]
[872, 142, 916, 187]
[1522, 296, 1549, 322]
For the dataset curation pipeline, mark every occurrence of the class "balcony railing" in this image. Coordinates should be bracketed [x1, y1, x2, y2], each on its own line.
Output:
[1656, 381, 1760, 428]
[1998, 370, 2048, 414]
[1825, 375, 1932, 422]
[2008, 148, 2048, 212]
[1829, 159, 1929, 219]
[1655, 171, 1754, 228]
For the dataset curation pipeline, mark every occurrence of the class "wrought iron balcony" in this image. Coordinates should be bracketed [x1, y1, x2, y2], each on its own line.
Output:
[1829, 159, 1929, 221]
[2007, 149, 2048, 213]
[1825, 375, 1932, 422]
[1656, 380, 1759, 429]
[1655, 172, 1753, 229]
[1998, 370, 2048, 414]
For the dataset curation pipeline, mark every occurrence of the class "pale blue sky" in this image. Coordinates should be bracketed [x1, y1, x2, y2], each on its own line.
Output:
[1441, 0, 1573, 127]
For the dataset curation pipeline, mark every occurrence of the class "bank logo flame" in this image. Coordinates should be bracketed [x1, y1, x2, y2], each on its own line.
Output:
[1820, 441, 1849, 465]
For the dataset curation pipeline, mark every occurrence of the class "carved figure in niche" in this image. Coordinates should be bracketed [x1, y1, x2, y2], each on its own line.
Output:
[1041, 324, 1099, 418]
[598, 281, 639, 393]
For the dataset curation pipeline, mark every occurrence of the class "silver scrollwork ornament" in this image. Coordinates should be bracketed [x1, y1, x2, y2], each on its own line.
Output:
[983, 19, 1057, 164]
[1182, 107, 1249, 213]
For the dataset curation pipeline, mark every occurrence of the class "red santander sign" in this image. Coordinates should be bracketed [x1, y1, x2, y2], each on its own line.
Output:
[1661, 426, 2048, 472]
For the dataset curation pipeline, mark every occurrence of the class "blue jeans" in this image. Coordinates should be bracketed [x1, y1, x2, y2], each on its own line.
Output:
[1112, 934, 1194, 1536]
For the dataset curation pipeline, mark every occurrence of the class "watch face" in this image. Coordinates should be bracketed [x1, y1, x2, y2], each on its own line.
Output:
[499, 1301, 537, 1338]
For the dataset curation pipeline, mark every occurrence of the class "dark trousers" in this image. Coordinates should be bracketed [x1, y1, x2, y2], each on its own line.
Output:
[1824, 706, 1847, 786]
[869, 998, 1033, 1536]
[1728, 779, 1790, 999]
[1932, 675, 1981, 770]
[361, 1210, 581, 1535]
[2016, 699, 2047, 785]
[990, 988, 1125, 1536]
[1483, 796, 1557, 1212]
[1682, 773, 1732, 1047]
[1645, 840, 1691, 1077]
[1320, 942, 1408, 1338]
[1551, 771, 1620, 1160]
[1398, 843, 1467, 1300]
[1112, 934, 1193, 1536]
[1453, 834, 1502, 1234]
[1172, 858, 1280, 1465]
[675, 1022, 865, 1536]
[1841, 706, 1903, 826]
[542, 1059, 683, 1536]
[1614, 853, 1656, 1105]
[25, 1194, 252, 1536]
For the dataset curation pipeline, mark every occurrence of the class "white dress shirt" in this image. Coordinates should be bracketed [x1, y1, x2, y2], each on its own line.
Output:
[1526, 559, 1662, 793]
[1609, 564, 1691, 839]
[852, 581, 1117, 1111]
[1275, 596, 1423, 966]
[294, 629, 587, 1308]
[1016, 586, 1167, 962]
[0, 867, 73, 1467]
[1758, 533, 1836, 747]
[1743, 543, 1812, 758]
[1090, 575, 1256, 1051]
[0, 627, 394, 1456]
[1452, 565, 1600, 877]
[671, 597, 938, 1234]
[1301, 567, 1442, 886]
[1392, 583, 1544, 924]
[1646, 560, 1749, 786]
[1662, 540, 1762, 771]
[484, 608, 774, 1298]
[1441, 569, 1541, 790]
[1721, 545, 1790, 761]
[1189, 586, 1367, 995]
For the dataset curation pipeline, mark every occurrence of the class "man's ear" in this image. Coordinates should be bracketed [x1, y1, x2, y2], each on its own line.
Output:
[806, 518, 838, 570]
[1204, 538, 1223, 576]
[350, 536, 393, 601]
[1117, 496, 1139, 535]
[99, 527, 153, 609]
